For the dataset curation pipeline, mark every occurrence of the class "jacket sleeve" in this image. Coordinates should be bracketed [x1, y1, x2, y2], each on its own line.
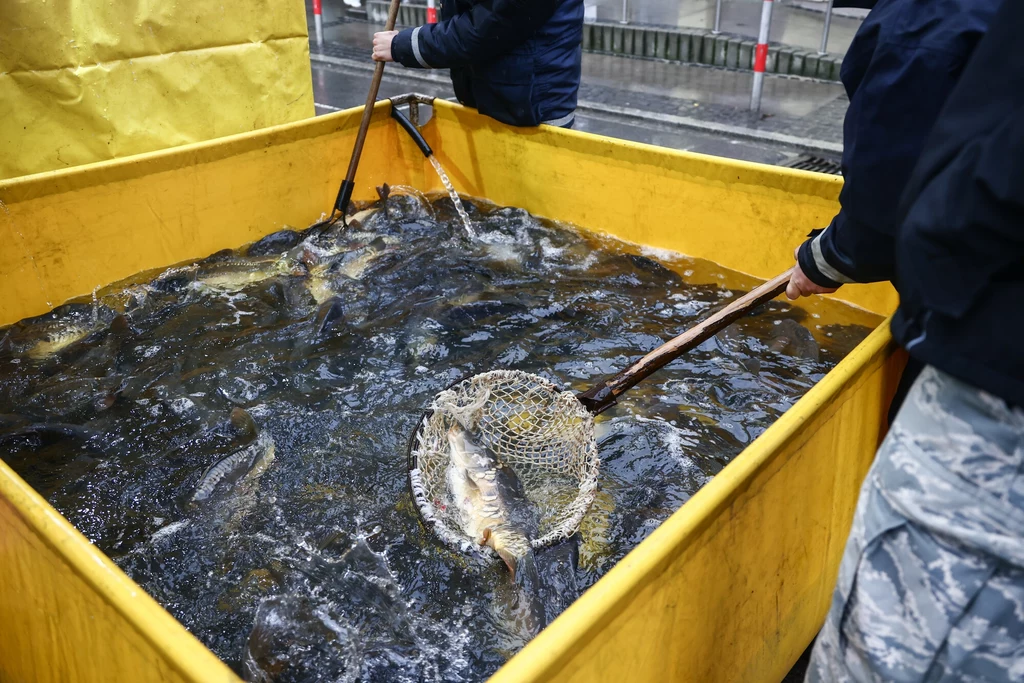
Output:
[797, 44, 981, 288]
[391, 0, 559, 69]
[796, 212, 891, 288]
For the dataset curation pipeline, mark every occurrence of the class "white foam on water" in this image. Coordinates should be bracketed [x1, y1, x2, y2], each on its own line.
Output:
[632, 415, 707, 477]
[169, 397, 195, 415]
[150, 519, 190, 543]
[539, 237, 565, 261]
[247, 403, 272, 418]
[530, 302, 565, 318]
[140, 345, 162, 358]
[639, 245, 687, 262]
[563, 251, 598, 271]
[482, 242, 520, 264]
[476, 230, 515, 245]
[91, 285, 102, 325]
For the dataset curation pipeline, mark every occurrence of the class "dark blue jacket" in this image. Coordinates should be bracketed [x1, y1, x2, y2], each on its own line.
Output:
[796, 0, 999, 289]
[891, 0, 1024, 407]
[391, 0, 583, 127]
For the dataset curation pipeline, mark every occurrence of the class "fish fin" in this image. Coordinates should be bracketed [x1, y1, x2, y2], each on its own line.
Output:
[496, 546, 539, 589]
[461, 469, 479, 491]
[109, 314, 131, 338]
[230, 408, 259, 444]
[479, 527, 491, 546]
[513, 548, 539, 590]
[313, 297, 346, 339]
[201, 248, 235, 264]
[0, 423, 105, 454]
[95, 391, 118, 411]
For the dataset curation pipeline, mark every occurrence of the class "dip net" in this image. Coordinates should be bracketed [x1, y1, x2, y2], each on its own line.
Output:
[409, 370, 600, 555]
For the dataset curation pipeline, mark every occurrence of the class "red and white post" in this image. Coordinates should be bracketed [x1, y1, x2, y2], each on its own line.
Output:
[750, 0, 774, 112]
[426, 0, 438, 23]
[313, 0, 324, 47]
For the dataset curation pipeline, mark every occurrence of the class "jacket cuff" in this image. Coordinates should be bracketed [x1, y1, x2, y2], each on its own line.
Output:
[797, 238, 841, 289]
[391, 27, 431, 69]
[797, 221, 857, 289]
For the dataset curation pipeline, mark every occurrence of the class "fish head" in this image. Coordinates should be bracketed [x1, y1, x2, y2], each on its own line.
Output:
[446, 424, 489, 469]
[282, 259, 309, 278]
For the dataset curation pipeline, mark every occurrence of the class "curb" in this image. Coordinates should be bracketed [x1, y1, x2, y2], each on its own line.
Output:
[364, 2, 844, 82]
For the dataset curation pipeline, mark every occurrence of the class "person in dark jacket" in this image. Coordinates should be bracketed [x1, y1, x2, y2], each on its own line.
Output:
[785, 0, 1000, 421]
[806, 0, 1024, 679]
[786, 0, 999, 299]
[371, 0, 582, 128]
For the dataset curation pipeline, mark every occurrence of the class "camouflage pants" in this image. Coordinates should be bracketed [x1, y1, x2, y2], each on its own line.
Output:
[807, 366, 1024, 683]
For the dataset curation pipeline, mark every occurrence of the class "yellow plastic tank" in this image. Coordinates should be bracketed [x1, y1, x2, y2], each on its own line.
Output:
[0, 98, 902, 683]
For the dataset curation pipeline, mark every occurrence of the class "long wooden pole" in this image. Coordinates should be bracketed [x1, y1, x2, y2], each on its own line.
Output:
[333, 0, 403, 217]
[577, 269, 793, 414]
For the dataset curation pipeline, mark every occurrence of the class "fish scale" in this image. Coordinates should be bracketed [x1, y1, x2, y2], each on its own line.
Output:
[191, 432, 275, 504]
[445, 424, 539, 586]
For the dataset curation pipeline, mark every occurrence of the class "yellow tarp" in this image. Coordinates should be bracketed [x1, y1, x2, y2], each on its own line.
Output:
[0, 0, 315, 180]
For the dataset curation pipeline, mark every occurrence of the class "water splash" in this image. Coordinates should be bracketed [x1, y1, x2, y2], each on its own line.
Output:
[388, 185, 437, 221]
[91, 285, 102, 326]
[429, 156, 475, 239]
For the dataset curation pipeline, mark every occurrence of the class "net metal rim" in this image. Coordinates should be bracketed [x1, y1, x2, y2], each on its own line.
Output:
[409, 370, 600, 558]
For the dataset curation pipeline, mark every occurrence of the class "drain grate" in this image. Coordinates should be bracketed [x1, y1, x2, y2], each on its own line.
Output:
[782, 154, 843, 175]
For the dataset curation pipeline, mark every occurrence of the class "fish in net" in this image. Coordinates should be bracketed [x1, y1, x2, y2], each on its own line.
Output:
[409, 370, 600, 557]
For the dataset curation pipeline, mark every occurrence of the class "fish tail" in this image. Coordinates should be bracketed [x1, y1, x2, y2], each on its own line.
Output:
[230, 408, 260, 444]
[516, 548, 539, 591]
[498, 544, 539, 591]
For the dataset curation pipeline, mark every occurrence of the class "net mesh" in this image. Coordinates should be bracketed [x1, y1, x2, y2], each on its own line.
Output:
[410, 370, 599, 556]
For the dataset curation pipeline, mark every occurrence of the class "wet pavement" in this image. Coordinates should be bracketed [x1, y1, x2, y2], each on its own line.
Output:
[576, 51, 847, 144]
[311, 24, 846, 123]
[310, 33, 848, 155]
[307, 2, 851, 155]
[313, 59, 811, 166]
[581, 52, 841, 117]
[315, 0, 867, 54]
